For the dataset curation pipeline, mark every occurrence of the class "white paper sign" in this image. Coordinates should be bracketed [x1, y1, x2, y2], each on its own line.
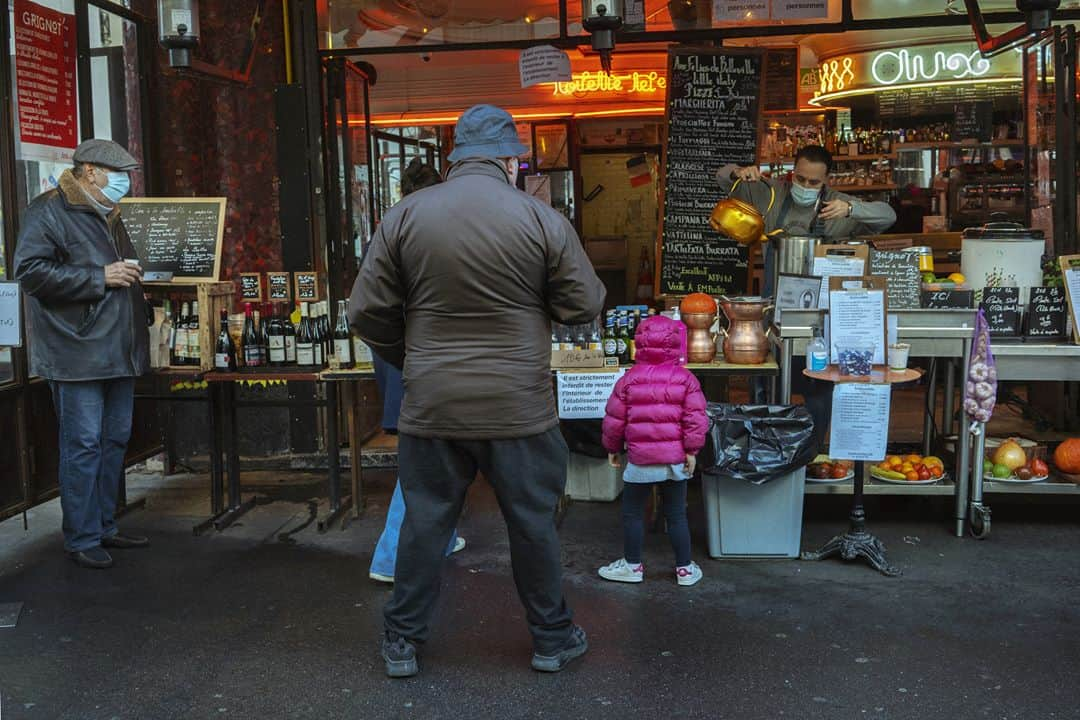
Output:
[774, 273, 821, 325]
[888, 314, 899, 346]
[557, 370, 625, 419]
[0, 283, 22, 347]
[770, 0, 829, 19]
[526, 174, 552, 206]
[713, 0, 769, 21]
[829, 289, 886, 364]
[811, 255, 866, 309]
[519, 45, 572, 88]
[829, 383, 891, 461]
[1065, 267, 1080, 342]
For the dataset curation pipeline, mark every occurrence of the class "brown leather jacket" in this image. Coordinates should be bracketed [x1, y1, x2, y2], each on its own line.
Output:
[349, 158, 606, 439]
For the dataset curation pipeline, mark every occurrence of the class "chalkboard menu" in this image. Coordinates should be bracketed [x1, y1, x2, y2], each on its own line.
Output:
[294, 272, 319, 301]
[763, 48, 798, 113]
[955, 102, 993, 142]
[1025, 286, 1068, 338]
[921, 288, 975, 309]
[980, 286, 1021, 336]
[878, 84, 1018, 118]
[869, 249, 921, 310]
[659, 47, 762, 296]
[268, 272, 291, 302]
[120, 198, 226, 280]
[240, 273, 262, 302]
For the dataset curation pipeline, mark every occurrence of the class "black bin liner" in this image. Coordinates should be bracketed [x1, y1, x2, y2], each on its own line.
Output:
[559, 419, 608, 459]
[700, 404, 816, 485]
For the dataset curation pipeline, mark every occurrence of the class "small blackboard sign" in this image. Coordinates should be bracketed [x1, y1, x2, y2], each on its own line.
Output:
[239, 273, 263, 302]
[120, 198, 226, 280]
[267, 272, 291, 302]
[763, 48, 799, 113]
[954, 101, 993, 143]
[294, 272, 319, 302]
[869, 249, 921, 310]
[1025, 286, 1068, 338]
[659, 47, 762, 297]
[980, 286, 1021, 336]
[921, 288, 975, 309]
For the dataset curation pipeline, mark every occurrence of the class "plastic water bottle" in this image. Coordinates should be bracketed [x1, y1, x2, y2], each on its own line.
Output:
[806, 327, 828, 371]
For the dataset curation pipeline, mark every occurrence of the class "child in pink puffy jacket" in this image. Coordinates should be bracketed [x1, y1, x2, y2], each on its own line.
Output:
[600, 315, 709, 586]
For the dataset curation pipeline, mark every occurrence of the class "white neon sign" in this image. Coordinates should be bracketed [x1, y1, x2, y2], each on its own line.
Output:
[869, 49, 992, 86]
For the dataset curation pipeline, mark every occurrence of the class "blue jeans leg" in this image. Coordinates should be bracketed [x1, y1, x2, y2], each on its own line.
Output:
[50, 379, 134, 553]
[370, 479, 459, 578]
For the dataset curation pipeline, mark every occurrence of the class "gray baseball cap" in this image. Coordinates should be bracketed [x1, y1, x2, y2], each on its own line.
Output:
[447, 104, 528, 162]
[72, 139, 140, 171]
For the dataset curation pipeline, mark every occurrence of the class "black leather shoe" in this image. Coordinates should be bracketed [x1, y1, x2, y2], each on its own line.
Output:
[102, 533, 149, 549]
[69, 547, 114, 569]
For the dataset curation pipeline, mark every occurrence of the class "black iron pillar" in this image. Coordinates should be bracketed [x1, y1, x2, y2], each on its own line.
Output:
[801, 460, 901, 577]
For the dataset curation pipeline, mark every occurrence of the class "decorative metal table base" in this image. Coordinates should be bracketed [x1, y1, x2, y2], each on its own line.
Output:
[801, 529, 901, 577]
[801, 460, 902, 577]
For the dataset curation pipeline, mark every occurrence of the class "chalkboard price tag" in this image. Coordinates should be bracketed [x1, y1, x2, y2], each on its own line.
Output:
[921, 288, 974, 309]
[294, 272, 319, 302]
[1025, 286, 1068, 338]
[239, 273, 263, 302]
[869, 249, 921, 310]
[267, 272, 291, 302]
[980, 286, 1021, 336]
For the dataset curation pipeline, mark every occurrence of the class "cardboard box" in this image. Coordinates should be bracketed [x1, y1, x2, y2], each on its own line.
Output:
[551, 348, 605, 369]
[585, 236, 627, 270]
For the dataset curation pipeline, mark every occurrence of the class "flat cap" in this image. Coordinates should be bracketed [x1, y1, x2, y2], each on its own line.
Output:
[72, 139, 140, 171]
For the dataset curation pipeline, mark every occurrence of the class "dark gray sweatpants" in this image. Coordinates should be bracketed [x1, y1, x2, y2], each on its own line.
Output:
[383, 427, 575, 654]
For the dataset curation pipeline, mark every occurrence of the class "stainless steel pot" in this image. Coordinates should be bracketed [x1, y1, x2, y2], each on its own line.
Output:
[770, 234, 821, 299]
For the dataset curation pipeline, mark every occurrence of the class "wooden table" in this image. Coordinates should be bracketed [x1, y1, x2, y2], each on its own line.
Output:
[800, 365, 923, 577]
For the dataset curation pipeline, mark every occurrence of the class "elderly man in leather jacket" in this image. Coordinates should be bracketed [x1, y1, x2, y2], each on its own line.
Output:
[15, 139, 150, 570]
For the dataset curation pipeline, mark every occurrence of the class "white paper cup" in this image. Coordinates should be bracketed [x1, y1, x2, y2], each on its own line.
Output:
[889, 343, 911, 370]
[124, 258, 141, 267]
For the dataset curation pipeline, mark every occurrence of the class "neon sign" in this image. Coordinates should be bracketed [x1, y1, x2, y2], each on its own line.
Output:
[551, 71, 667, 97]
[869, 49, 992, 85]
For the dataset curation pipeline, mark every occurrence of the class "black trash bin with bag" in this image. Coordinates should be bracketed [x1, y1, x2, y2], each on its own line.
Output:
[699, 404, 816, 558]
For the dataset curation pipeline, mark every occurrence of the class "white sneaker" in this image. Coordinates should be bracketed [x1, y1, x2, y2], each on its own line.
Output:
[598, 558, 644, 583]
[451, 537, 466, 554]
[369, 571, 394, 584]
[676, 562, 703, 587]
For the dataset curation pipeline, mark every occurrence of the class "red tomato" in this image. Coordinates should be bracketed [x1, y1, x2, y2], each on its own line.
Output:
[830, 465, 849, 479]
[918, 467, 931, 480]
[1030, 458, 1049, 477]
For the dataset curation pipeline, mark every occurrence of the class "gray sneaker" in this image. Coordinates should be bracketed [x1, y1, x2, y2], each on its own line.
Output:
[531, 625, 588, 673]
[382, 632, 419, 678]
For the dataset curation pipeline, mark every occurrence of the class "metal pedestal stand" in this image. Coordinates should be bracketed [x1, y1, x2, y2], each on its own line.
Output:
[799, 365, 923, 577]
[801, 459, 901, 576]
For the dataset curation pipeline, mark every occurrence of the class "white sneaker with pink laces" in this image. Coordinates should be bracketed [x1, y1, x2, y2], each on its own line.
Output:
[598, 558, 644, 583]
[676, 562, 703, 586]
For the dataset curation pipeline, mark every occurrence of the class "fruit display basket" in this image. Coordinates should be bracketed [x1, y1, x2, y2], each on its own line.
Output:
[983, 437, 1050, 484]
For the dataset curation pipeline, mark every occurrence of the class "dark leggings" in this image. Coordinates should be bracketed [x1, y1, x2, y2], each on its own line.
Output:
[622, 481, 691, 567]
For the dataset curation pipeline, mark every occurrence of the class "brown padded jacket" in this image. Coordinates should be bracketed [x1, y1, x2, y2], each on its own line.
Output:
[348, 158, 606, 439]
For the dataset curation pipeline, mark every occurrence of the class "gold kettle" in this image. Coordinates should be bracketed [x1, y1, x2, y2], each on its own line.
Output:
[708, 180, 775, 245]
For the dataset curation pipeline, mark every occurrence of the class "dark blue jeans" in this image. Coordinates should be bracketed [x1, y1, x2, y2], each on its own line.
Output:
[622, 480, 692, 567]
[49, 378, 135, 552]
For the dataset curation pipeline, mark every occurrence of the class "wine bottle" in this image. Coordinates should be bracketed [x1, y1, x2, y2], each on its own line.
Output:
[333, 299, 353, 369]
[163, 298, 176, 366]
[284, 303, 297, 364]
[176, 301, 191, 366]
[242, 303, 262, 368]
[188, 301, 201, 365]
[320, 301, 332, 364]
[215, 308, 236, 371]
[296, 302, 315, 366]
[310, 302, 323, 367]
[268, 304, 286, 367]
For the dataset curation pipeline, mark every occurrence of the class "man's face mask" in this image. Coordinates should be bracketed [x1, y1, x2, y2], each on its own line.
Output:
[790, 181, 821, 207]
[102, 171, 131, 203]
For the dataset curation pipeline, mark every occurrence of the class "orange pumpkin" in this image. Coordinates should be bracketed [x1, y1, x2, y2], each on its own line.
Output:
[680, 293, 716, 315]
[1053, 438, 1080, 474]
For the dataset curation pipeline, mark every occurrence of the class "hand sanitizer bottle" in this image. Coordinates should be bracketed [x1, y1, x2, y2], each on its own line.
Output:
[806, 327, 828, 371]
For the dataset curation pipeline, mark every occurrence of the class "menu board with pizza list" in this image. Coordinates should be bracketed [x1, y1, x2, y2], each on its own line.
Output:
[658, 47, 762, 297]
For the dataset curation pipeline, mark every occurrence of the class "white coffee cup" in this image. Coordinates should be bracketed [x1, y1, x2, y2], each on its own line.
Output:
[889, 343, 911, 371]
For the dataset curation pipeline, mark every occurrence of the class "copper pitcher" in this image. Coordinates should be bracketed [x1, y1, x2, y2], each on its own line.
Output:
[709, 197, 767, 245]
[681, 312, 718, 363]
[717, 296, 773, 365]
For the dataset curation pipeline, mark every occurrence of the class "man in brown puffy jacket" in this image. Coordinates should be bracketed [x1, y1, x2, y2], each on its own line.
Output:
[349, 104, 606, 678]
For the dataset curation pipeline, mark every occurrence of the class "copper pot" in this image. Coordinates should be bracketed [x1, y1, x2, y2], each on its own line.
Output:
[718, 296, 773, 365]
[681, 312, 718, 363]
[709, 197, 767, 245]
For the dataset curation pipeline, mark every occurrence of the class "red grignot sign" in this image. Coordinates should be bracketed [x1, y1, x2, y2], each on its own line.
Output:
[14, 0, 78, 152]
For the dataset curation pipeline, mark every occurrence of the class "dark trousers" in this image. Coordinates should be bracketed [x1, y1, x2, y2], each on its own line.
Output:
[49, 378, 135, 552]
[622, 481, 691, 567]
[385, 427, 574, 654]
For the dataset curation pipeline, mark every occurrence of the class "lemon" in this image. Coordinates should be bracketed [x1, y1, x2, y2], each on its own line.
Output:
[947, 272, 966, 284]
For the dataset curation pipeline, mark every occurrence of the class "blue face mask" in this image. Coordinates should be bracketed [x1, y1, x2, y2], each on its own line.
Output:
[101, 171, 131, 203]
[790, 181, 821, 207]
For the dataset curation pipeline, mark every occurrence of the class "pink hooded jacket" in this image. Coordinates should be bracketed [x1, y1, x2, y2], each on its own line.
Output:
[602, 315, 709, 466]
